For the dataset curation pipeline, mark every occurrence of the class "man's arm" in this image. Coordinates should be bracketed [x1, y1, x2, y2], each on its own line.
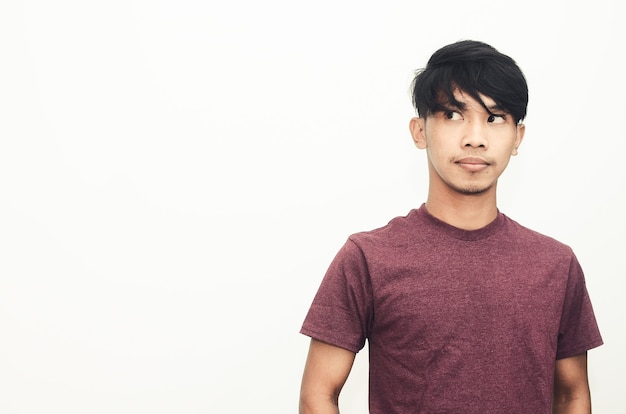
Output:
[553, 352, 591, 414]
[299, 338, 356, 414]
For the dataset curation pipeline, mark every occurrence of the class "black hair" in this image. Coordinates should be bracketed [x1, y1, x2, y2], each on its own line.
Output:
[411, 40, 528, 123]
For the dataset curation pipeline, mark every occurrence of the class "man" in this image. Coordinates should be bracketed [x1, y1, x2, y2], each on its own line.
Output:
[299, 40, 603, 413]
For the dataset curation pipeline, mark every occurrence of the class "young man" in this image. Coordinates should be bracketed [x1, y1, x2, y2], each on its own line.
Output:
[299, 40, 603, 413]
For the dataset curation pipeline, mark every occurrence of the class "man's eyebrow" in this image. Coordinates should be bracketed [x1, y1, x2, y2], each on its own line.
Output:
[487, 104, 507, 113]
[437, 101, 465, 110]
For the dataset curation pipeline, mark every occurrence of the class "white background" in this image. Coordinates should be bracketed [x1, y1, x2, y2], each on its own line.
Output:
[1, 1, 624, 412]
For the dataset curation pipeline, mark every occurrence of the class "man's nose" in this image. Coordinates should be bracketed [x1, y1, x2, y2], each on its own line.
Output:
[461, 120, 488, 149]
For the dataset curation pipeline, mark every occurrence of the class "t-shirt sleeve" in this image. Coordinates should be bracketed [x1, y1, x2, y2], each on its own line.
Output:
[556, 254, 603, 359]
[300, 238, 374, 353]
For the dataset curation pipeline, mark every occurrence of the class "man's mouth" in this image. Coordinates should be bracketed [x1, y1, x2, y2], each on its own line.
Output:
[455, 157, 490, 172]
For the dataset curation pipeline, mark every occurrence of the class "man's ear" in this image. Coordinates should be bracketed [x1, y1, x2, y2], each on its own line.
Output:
[409, 117, 427, 149]
[512, 123, 525, 156]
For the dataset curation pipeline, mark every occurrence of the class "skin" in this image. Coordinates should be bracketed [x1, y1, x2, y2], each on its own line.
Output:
[299, 339, 355, 414]
[409, 90, 524, 230]
[553, 353, 592, 413]
[299, 89, 592, 413]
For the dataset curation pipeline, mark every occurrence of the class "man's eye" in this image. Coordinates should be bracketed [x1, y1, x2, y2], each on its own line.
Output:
[445, 111, 462, 120]
[487, 114, 506, 124]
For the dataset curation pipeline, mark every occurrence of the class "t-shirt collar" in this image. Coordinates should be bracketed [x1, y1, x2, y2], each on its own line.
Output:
[416, 203, 505, 241]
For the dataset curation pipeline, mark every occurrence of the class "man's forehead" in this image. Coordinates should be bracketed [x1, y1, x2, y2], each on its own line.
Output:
[453, 89, 495, 106]
[437, 88, 502, 112]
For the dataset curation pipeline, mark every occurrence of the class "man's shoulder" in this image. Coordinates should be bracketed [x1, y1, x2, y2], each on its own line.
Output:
[502, 214, 574, 256]
[346, 209, 422, 248]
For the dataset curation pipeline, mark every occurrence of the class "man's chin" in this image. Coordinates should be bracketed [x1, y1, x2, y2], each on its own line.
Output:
[450, 183, 493, 196]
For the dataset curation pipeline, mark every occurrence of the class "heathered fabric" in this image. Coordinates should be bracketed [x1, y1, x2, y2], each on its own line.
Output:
[301, 205, 603, 414]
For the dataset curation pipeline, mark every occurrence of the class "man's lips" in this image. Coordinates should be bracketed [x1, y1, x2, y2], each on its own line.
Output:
[455, 157, 490, 172]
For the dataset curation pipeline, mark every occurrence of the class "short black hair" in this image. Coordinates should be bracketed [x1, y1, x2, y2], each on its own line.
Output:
[411, 40, 528, 123]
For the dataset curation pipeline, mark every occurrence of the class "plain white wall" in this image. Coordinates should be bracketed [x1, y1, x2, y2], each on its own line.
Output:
[1, 1, 624, 412]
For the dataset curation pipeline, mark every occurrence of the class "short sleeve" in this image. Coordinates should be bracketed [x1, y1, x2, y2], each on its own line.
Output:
[556, 254, 603, 359]
[300, 238, 374, 353]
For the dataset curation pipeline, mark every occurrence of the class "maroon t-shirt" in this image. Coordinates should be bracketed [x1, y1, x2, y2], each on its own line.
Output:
[301, 205, 603, 413]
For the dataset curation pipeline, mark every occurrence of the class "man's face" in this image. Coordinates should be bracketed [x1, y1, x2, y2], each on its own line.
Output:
[410, 89, 525, 196]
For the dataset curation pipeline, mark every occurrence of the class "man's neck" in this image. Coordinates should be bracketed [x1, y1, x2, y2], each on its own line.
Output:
[424, 190, 499, 231]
